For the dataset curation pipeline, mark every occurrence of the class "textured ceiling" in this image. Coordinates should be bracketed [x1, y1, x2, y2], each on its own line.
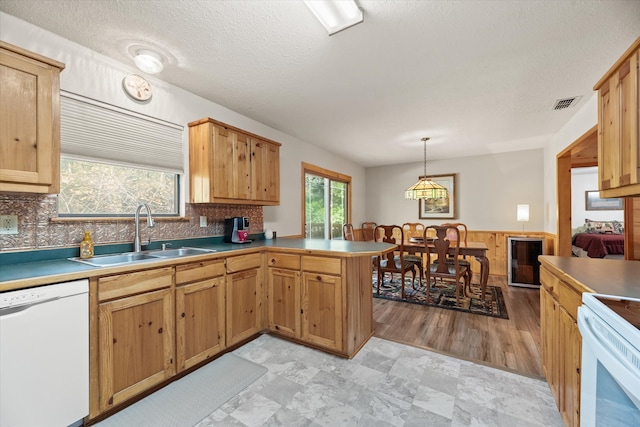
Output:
[1, 1, 639, 167]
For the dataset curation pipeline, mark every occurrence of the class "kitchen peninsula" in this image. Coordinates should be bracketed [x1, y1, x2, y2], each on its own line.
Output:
[539, 255, 640, 427]
[0, 238, 395, 422]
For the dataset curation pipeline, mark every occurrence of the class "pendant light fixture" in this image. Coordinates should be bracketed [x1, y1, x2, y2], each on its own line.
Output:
[404, 137, 448, 200]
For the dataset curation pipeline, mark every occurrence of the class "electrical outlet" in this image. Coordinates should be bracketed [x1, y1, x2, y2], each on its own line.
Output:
[0, 215, 18, 235]
[199, 216, 207, 227]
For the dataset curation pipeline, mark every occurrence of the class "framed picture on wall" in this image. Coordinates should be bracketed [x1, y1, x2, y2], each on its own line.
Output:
[585, 190, 623, 211]
[418, 174, 457, 219]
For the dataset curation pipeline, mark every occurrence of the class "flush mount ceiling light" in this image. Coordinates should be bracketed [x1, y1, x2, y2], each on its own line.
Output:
[303, 0, 364, 35]
[405, 137, 449, 200]
[133, 49, 164, 74]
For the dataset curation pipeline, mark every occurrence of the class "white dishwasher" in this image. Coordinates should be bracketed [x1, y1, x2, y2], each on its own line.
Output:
[0, 279, 89, 427]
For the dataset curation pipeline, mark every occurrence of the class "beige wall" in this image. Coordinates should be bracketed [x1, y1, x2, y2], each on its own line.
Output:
[365, 149, 545, 231]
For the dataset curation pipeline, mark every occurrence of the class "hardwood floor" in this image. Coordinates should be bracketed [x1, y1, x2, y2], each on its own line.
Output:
[373, 274, 544, 378]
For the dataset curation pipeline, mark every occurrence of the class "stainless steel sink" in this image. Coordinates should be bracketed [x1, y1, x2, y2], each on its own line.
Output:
[69, 247, 216, 267]
[148, 247, 216, 258]
[69, 252, 159, 267]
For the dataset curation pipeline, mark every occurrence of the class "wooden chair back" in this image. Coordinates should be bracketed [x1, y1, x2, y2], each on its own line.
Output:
[402, 222, 425, 239]
[424, 225, 469, 304]
[442, 222, 468, 245]
[361, 222, 377, 241]
[342, 223, 356, 241]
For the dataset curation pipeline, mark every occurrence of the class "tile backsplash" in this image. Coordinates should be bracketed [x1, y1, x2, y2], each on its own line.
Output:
[0, 194, 263, 251]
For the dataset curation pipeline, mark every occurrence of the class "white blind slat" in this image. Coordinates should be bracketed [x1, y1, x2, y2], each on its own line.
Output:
[60, 94, 184, 173]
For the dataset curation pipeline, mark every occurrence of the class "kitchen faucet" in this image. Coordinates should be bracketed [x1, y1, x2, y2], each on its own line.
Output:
[134, 203, 155, 252]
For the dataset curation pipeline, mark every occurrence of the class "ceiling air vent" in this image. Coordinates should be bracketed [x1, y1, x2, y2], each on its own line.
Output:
[552, 96, 582, 111]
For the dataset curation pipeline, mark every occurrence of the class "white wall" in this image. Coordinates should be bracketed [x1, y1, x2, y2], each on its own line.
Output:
[543, 93, 598, 233]
[571, 167, 624, 229]
[0, 12, 366, 237]
[365, 149, 544, 231]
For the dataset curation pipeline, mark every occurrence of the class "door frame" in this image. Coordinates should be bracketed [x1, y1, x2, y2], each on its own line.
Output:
[301, 162, 352, 239]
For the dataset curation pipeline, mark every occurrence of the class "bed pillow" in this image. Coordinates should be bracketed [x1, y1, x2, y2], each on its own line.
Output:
[584, 219, 624, 234]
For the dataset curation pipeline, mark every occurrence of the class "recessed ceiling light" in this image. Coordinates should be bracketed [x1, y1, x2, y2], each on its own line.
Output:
[134, 49, 164, 74]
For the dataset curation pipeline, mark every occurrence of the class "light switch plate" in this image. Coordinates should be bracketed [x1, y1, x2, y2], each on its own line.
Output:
[0, 215, 18, 234]
[199, 216, 207, 227]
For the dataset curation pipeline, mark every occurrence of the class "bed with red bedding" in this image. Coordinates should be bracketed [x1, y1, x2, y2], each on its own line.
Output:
[572, 233, 625, 258]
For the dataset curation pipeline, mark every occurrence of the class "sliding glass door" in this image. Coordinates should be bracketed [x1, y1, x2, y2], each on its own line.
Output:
[303, 163, 351, 240]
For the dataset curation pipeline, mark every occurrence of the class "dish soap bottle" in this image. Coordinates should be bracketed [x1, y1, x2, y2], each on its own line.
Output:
[80, 231, 94, 259]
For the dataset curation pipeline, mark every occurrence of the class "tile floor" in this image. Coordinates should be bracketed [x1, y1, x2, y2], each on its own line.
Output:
[195, 334, 564, 427]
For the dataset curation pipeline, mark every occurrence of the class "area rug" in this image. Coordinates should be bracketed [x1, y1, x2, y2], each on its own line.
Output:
[96, 353, 268, 427]
[373, 273, 509, 319]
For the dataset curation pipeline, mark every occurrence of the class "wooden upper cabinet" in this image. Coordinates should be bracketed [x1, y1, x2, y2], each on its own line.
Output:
[595, 37, 640, 197]
[251, 137, 280, 203]
[0, 41, 65, 194]
[188, 117, 280, 205]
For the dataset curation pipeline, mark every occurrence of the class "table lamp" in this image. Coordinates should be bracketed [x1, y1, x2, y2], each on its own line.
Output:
[517, 204, 529, 234]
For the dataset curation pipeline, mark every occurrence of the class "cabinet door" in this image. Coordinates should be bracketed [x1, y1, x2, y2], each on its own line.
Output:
[268, 267, 300, 338]
[598, 45, 640, 196]
[301, 272, 343, 352]
[211, 125, 235, 200]
[98, 288, 174, 411]
[176, 276, 226, 372]
[0, 44, 62, 193]
[226, 268, 263, 346]
[540, 286, 560, 405]
[251, 138, 280, 204]
[559, 306, 581, 427]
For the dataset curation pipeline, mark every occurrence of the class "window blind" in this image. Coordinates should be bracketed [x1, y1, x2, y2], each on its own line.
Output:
[60, 92, 184, 173]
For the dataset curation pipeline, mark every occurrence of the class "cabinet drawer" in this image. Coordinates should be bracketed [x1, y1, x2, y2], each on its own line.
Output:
[558, 283, 582, 322]
[98, 267, 174, 301]
[267, 252, 300, 270]
[176, 259, 225, 284]
[540, 267, 560, 299]
[302, 256, 341, 275]
[226, 254, 262, 273]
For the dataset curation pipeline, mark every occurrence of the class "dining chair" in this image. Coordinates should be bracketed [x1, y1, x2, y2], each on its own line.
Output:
[441, 222, 472, 285]
[374, 225, 420, 299]
[401, 222, 425, 282]
[423, 225, 471, 305]
[361, 222, 377, 242]
[342, 223, 356, 241]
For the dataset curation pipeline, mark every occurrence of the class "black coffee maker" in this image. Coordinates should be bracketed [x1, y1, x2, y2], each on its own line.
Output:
[224, 217, 251, 243]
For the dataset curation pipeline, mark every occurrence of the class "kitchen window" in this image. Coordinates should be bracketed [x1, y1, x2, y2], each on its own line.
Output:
[58, 92, 183, 216]
[302, 163, 351, 239]
[59, 158, 179, 216]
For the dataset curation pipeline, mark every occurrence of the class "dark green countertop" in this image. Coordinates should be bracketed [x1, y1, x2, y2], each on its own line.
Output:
[539, 255, 640, 299]
[0, 238, 395, 292]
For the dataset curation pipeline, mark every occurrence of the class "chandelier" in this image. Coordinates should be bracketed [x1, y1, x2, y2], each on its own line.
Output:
[404, 137, 448, 200]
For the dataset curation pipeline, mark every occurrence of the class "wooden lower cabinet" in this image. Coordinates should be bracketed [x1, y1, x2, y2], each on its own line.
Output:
[267, 253, 375, 358]
[268, 267, 301, 338]
[267, 252, 301, 338]
[175, 259, 226, 372]
[301, 271, 342, 352]
[540, 265, 582, 427]
[98, 287, 175, 411]
[226, 254, 263, 347]
[89, 248, 381, 420]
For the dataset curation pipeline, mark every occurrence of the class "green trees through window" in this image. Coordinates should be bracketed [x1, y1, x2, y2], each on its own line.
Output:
[304, 164, 350, 239]
[59, 158, 178, 216]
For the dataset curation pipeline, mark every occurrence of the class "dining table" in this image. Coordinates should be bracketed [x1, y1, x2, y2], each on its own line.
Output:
[403, 237, 491, 301]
